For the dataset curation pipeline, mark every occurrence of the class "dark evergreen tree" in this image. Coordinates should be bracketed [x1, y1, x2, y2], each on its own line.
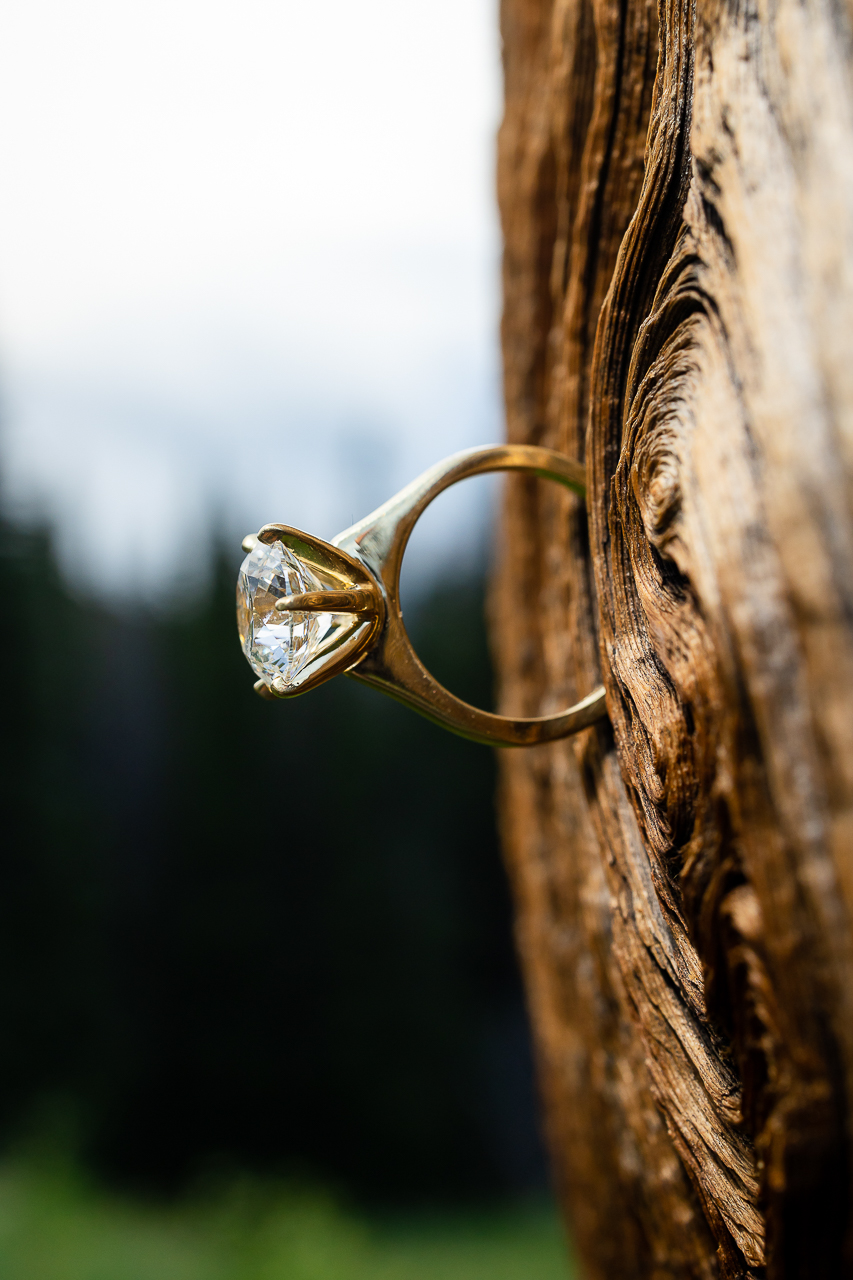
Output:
[0, 522, 544, 1203]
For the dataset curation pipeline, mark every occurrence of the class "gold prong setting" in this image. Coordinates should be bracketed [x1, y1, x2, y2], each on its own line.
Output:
[238, 528, 384, 699]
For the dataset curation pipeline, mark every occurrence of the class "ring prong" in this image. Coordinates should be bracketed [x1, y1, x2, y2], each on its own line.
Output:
[274, 586, 378, 615]
[242, 534, 258, 554]
[253, 678, 276, 701]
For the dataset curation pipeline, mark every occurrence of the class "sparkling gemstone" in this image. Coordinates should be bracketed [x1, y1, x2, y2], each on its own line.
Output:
[237, 539, 336, 690]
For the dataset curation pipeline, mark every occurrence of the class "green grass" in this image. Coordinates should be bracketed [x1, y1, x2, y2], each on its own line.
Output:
[0, 1158, 575, 1280]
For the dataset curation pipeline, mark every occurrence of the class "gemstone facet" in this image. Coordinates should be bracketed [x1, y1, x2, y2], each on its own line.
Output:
[237, 539, 335, 690]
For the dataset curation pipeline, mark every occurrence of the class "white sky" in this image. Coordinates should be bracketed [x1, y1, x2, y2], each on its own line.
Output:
[0, 0, 502, 599]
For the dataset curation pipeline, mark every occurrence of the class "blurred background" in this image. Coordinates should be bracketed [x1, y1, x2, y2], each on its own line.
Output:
[0, 1, 574, 1275]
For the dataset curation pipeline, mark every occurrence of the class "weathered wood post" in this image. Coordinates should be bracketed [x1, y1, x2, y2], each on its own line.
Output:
[495, 0, 853, 1273]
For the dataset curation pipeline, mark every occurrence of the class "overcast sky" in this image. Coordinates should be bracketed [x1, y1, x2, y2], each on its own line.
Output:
[0, 0, 502, 600]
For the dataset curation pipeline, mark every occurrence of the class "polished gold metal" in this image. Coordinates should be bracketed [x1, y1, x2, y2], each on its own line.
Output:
[274, 586, 377, 615]
[247, 444, 608, 746]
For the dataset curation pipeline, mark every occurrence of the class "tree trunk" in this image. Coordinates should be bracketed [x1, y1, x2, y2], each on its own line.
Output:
[495, 0, 853, 1273]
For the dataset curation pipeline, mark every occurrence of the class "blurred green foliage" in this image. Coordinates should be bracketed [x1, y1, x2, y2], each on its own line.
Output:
[0, 516, 545, 1206]
[0, 1151, 574, 1280]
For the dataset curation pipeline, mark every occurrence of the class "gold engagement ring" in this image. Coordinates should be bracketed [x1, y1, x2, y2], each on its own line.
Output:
[236, 444, 607, 746]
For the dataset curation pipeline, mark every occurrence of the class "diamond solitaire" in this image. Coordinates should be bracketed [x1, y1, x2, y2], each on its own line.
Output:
[237, 539, 335, 691]
[237, 527, 382, 696]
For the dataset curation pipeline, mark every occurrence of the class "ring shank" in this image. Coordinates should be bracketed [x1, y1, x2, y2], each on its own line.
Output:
[332, 444, 608, 746]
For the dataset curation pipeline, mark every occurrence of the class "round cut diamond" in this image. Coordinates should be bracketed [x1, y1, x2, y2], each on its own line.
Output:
[237, 540, 334, 690]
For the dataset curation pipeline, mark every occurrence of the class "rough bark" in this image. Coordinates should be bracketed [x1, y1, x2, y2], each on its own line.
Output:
[495, 0, 853, 1273]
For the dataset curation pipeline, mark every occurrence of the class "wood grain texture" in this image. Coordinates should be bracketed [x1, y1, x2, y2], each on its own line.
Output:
[495, 0, 853, 1272]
